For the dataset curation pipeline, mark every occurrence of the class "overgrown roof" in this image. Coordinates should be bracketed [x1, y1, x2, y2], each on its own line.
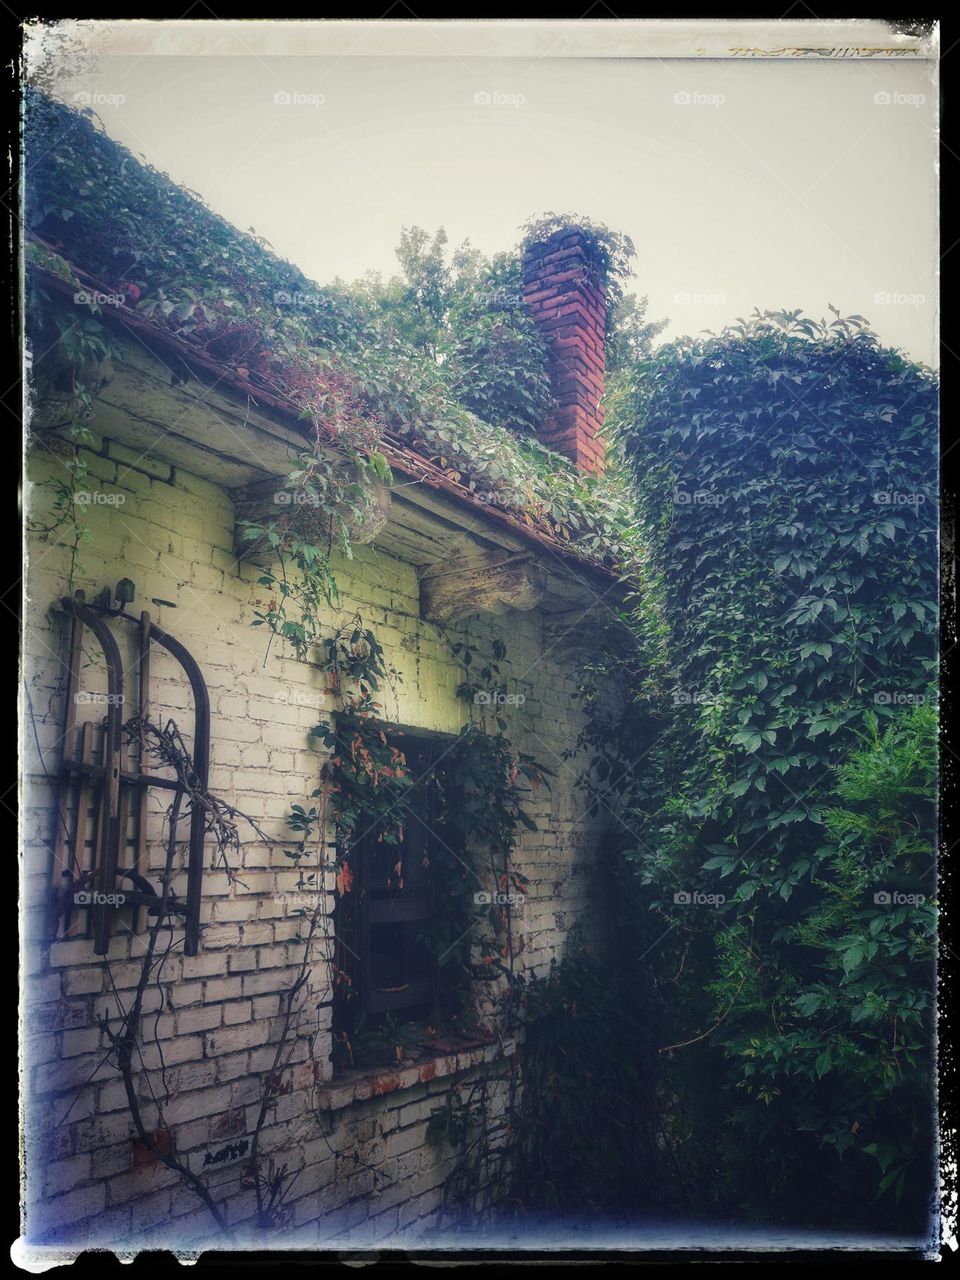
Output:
[24, 89, 642, 575]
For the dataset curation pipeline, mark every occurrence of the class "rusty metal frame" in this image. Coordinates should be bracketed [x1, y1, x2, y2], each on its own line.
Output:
[54, 589, 211, 955]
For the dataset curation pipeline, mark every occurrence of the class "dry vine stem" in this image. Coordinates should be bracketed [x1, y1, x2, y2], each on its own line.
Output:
[95, 716, 332, 1239]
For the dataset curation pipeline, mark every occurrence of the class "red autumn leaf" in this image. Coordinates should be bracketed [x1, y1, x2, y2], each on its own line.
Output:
[336, 861, 354, 895]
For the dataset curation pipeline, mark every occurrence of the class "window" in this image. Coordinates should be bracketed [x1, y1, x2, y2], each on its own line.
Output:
[333, 732, 445, 1039]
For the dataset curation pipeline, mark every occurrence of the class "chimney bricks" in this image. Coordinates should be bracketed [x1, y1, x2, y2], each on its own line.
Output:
[523, 228, 607, 475]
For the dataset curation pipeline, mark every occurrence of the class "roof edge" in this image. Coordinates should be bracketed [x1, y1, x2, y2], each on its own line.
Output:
[27, 254, 623, 588]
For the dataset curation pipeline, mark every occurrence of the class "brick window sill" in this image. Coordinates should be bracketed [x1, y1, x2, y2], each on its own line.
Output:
[316, 1036, 517, 1113]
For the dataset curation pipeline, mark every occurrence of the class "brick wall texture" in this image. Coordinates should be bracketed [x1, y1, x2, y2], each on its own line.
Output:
[21, 430, 606, 1251]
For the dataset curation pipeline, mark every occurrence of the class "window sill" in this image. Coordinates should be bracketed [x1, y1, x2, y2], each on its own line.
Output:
[316, 1036, 517, 1112]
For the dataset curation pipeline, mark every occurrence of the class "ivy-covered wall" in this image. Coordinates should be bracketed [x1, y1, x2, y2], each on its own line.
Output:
[22, 422, 605, 1250]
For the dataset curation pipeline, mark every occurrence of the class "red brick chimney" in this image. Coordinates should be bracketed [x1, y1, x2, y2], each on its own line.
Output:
[523, 228, 606, 475]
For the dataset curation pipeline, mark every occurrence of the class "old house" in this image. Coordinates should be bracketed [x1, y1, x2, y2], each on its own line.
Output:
[21, 95, 631, 1253]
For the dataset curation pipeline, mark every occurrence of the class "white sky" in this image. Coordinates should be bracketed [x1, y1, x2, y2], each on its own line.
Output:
[27, 20, 938, 365]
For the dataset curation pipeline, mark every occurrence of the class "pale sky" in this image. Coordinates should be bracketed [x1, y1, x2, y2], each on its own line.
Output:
[26, 20, 938, 365]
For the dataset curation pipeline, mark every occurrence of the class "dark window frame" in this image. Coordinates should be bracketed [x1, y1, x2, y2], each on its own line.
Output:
[333, 721, 456, 1036]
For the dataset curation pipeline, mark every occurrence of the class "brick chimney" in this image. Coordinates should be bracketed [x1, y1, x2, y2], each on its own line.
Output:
[523, 228, 606, 475]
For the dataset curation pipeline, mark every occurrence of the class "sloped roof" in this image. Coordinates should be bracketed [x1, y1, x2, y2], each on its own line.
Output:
[24, 89, 638, 576]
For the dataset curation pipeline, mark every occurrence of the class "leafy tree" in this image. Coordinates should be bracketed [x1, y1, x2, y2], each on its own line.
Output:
[337, 232, 555, 434]
[443, 252, 554, 436]
[606, 293, 670, 375]
[341, 226, 485, 356]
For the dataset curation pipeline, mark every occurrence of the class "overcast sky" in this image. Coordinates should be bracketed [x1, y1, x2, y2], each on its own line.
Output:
[27, 20, 938, 365]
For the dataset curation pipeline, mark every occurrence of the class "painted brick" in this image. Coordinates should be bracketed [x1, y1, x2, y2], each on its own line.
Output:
[36, 1181, 107, 1227]
[24, 418, 606, 1248]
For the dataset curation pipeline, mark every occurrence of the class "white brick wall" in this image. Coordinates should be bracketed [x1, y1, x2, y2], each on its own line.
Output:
[22, 429, 605, 1251]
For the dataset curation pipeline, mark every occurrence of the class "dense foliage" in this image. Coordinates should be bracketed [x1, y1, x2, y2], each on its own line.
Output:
[442, 254, 555, 438]
[562, 309, 938, 1231]
[24, 89, 647, 570]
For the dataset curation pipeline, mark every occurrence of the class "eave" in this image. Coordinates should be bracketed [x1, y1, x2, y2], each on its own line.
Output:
[27, 256, 627, 618]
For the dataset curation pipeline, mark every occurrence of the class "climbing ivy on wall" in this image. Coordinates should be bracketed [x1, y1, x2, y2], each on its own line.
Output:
[240, 442, 393, 661]
[569, 308, 939, 1229]
[311, 627, 547, 1066]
